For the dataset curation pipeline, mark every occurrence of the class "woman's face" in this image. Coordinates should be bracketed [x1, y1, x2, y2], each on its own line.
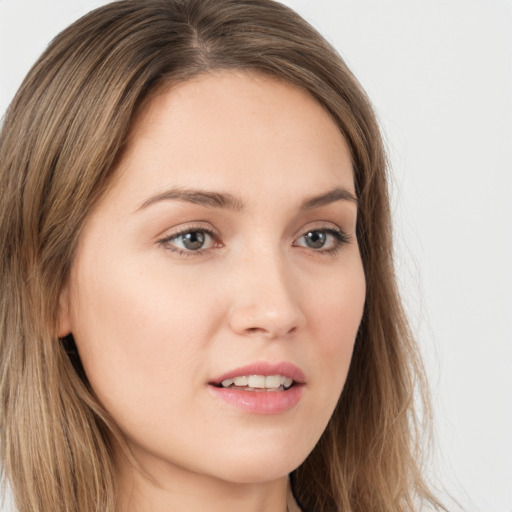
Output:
[59, 71, 365, 485]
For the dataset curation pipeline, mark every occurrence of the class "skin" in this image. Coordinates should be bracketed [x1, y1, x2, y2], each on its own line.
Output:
[59, 71, 366, 512]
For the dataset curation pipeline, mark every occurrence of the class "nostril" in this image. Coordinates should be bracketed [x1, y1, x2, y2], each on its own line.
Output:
[246, 327, 264, 334]
[244, 325, 297, 337]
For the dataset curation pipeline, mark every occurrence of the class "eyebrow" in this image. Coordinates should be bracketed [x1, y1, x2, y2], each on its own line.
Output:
[300, 187, 358, 209]
[136, 185, 357, 212]
[137, 187, 245, 212]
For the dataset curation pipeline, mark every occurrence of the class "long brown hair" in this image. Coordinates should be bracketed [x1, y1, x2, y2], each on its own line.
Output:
[0, 1, 441, 511]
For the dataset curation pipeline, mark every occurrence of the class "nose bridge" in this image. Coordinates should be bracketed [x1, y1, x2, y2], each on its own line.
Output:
[228, 244, 306, 338]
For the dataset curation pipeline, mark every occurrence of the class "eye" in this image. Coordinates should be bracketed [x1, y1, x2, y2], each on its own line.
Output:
[294, 227, 349, 253]
[159, 227, 218, 254]
[302, 230, 329, 249]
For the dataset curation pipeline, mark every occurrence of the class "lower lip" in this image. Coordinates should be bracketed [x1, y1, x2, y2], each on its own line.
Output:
[208, 385, 304, 415]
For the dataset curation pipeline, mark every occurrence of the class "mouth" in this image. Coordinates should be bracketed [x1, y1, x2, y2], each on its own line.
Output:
[208, 361, 305, 392]
[208, 362, 305, 414]
[212, 374, 295, 392]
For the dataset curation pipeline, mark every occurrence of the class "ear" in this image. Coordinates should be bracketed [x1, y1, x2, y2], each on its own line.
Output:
[57, 283, 72, 338]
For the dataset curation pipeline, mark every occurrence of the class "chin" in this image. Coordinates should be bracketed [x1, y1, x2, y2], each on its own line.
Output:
[202, 442, 310, 485]
[213, 464, 296, 485]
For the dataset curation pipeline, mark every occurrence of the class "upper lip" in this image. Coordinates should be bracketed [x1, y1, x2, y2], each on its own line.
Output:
[210, 361, 306, 385]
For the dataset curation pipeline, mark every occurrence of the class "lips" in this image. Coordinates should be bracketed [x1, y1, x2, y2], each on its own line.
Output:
[208, 361, 306, 414]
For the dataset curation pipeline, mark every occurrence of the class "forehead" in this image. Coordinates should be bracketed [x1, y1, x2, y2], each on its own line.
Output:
[109, 70, 354, 207]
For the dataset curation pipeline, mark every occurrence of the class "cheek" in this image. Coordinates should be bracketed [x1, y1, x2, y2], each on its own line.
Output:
[311, 259, 365, 345]
[286, 259, 364, 451]
[306, 259, 365, 389]
[68, 266, 224, 459]
[68, 257, 217, 405]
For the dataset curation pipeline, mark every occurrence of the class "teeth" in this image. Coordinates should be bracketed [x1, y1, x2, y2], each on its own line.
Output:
[220, 375, 294, 390]
[247, 375, 265, 388]
[233, 376, 249, 386]
[265, 375, 282, 388]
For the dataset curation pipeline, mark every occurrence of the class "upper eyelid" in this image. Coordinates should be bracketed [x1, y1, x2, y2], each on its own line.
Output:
[158, 223, 218, 240]
[293, 221, 347, 237]
[169, 226, 216, 238]
[167, 229, 216, 243]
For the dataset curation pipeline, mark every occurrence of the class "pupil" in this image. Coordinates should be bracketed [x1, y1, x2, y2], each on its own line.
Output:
[183, 231, 205, 250]
[305, 231, 326, 249]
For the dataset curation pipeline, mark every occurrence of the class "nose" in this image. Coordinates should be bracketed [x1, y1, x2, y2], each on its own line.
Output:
[227, 250, 307, 339]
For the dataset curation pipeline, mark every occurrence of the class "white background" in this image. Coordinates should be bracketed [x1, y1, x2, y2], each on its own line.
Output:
[1, 1, 511, 511]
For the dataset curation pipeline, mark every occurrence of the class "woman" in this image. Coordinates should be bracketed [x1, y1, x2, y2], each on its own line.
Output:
[0, 1, 443, 511]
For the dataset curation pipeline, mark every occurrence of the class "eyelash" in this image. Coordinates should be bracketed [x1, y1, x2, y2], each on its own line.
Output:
[158, 225, 220, 257]
[293, 227, 350, 256]
[157, 224, 351, 257]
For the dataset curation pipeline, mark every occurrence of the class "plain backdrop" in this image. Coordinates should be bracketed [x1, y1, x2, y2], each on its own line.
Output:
[1, 1, 511, 511]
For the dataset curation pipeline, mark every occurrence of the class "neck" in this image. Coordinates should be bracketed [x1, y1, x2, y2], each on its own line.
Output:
[115, 450, 291, 512]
